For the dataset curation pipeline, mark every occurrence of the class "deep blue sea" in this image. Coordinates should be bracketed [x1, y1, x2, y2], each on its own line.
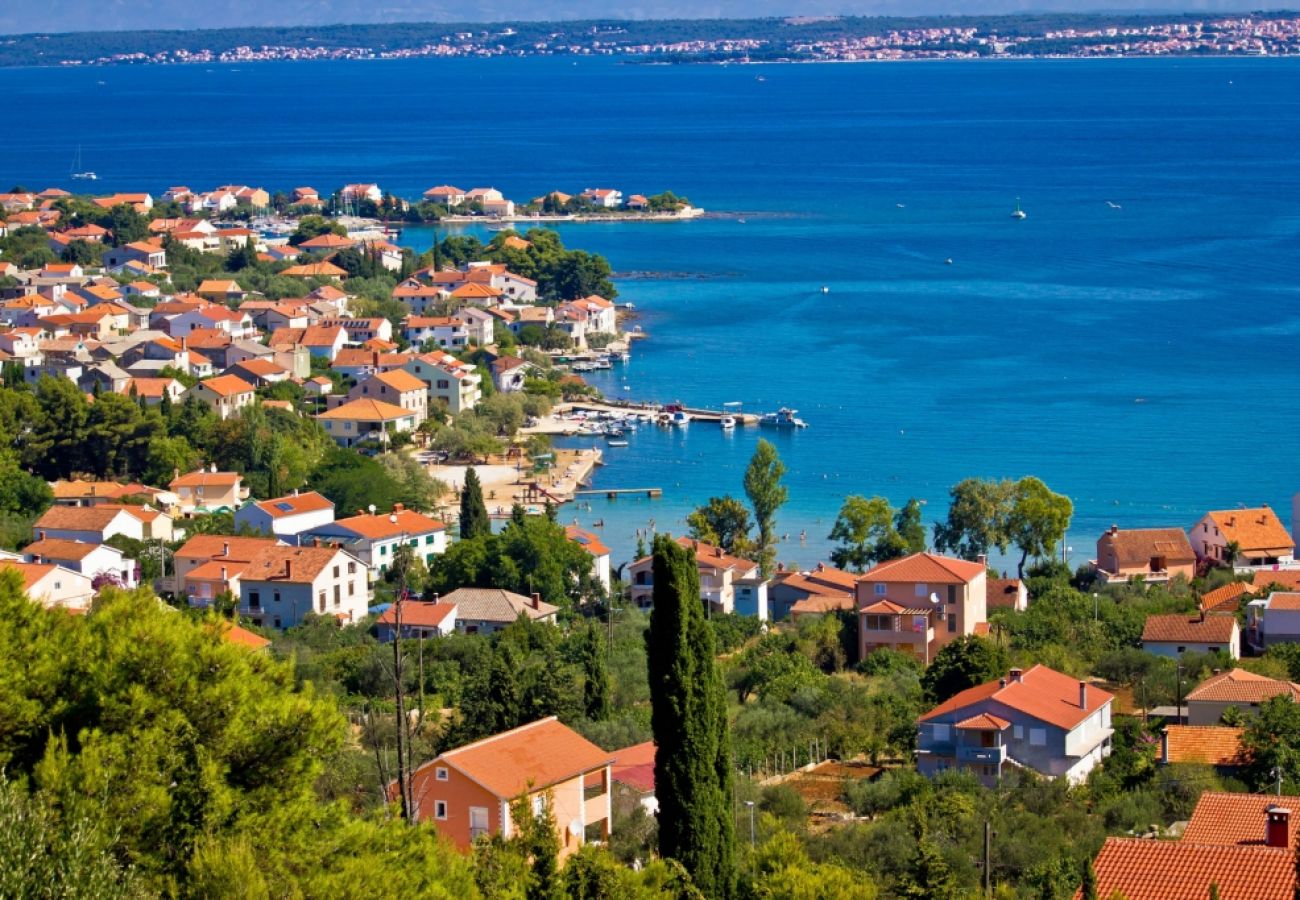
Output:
[4, 56, 1299, 568]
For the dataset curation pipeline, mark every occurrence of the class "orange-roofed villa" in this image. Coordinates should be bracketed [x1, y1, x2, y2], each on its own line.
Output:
[917, 664, 1114, 786]
[1191, 505, 1296, 572]
[855, 551, 989, 665]
[406, 717, 612, 857]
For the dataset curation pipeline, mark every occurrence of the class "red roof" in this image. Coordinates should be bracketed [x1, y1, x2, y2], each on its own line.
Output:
[1186, 668, 1300, 705]
[253, 491, 334, 518]
[331, 508, 445, 540]
[1140, 613, 1238, 645]
[1162, 726, 1247, 767]
[1086, 838, 1293, 900]
[919, 664, 1113, 731]
[565, 525, 610, 557]
[858, 552, 986, 585]
[376, 601, 456, 630]
[610, 741, 656, 793]
[954, 712, 1010, 731]
[1183, 792, 1300, 849]
[422, 717, 611, 799]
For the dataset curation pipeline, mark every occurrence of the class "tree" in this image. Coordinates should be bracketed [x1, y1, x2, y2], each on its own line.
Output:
[686, 495, 753, 556]
[0, 447, 52, 519]
[581, 621, 611, 721]
[895, 498, 928, 556]
[920, 635, 1010, 703]
[828, 495, 899, 572]
[460, 467, 492, 540]
[1006, 476, 1073, 578]
[743, 440, 788, 580]
[1241, 694, 1300, 792]
[646, 536, 735, 898]
[932, 477, 1016, 560]
[1080, 860, 1099, 900]
[103, 204, 148, 245]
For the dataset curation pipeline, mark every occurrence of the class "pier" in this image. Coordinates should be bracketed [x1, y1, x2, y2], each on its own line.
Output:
[574, 487, 663, 499]
[555, 400, 760, 425]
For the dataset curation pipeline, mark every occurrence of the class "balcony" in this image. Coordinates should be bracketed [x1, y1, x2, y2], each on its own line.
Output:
[957, 744, 1007, 765]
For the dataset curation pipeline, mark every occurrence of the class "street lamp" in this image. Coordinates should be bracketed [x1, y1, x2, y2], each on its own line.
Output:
[743, 800, 756, 848]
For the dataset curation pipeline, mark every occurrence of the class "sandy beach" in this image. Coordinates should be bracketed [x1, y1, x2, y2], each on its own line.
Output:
[427, 448, 602, 519]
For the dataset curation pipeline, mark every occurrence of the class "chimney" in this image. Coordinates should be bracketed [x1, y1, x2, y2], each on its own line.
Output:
[1160, 729, 1170, 764]
[37, 530, 45, 541]
[222, 542, 230, 557]
[978, 553, 988, 567]
[530, 592, 541, 610]
[393, 502, 404, 512]
[220, 566, 228, 581]
[998, 677, 1007, 689]
[816, 562, 825, 572]
[1198, 604, 1206, 623]
[776, 562, 785, 573]
[210, 462, 217, 473]
[714, 545, 723, 558]
[1110, 524, 1119, 536]
[1079, 680, 1088, 709]
[1009, 668, 1023, 683]
[292, 488, 299, 497]
[1266, 806, 1291, 849]
[357, 509, 366, 517]
[89, 484, 96, 496]
[432, 592, 439, 603]
[312, 537, 321, 547]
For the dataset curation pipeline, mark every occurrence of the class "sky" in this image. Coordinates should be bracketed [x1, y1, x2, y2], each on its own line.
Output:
[0, 1, 1254, 36]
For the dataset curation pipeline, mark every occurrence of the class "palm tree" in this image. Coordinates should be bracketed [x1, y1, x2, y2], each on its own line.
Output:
[1222, 540, 1241, 569]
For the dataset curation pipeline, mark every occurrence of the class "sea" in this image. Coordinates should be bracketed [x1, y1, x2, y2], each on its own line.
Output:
[4, 55, 1299, 570]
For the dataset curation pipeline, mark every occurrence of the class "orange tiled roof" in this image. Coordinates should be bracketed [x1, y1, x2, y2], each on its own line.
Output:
[253, 491, 334, 518]
[919, 664, 1113, 731]
[860, 598, 932, 615]
[1, 560, 58, 591]
[1141, 613, 1237, 645]
[24, 538, 102, 562]
[428, 717, 612, 799]
[565, 525, 610, 557]
[859, 552, 986, 585]
[1267, 592, 1300, 610]
[376, 601, 457, 629]
[610, 740, 656, 793]
[954, 712, 1010, 731]
[1204, 506, 1294, 553]
[986, 578, 1025, 610]
[171, 470, 241, 489]
[175, 534, 279, 562]
[1099, 527, 1196, 567]
[1253, 570, 1300, 591]
[330, 508, 444, 539]
[281, 261, 347, 278]
[1187, 668, 1300, 705]
[34, 504, 140, 532]
[368, 369, 427, 392]
[194, 374, 254, 398]
[1201, 580, 1253, 614]
[317, 398, 412, 422]
[1162, 725, 1247, 766]
[240, 545, 343, 584]
[1086, 837, 1293, 900]
[1182, 792, 1300, 848]
[218, 622, 271, 649]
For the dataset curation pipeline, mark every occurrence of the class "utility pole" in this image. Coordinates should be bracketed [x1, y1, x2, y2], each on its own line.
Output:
[744, 800, 756, 848]
[390, 520, 415, 825]
[1274, 766, 1283, 796]
[1176, 663, 1185, 724]
[983, 821, 992, 897]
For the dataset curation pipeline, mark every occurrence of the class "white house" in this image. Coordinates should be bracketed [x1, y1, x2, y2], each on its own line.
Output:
[375, 599, 458, 641]
[566, 526, 611, 596]
[32, 503, 170, 544]
[1, 560, 95, 611]
[316, 398, 417, 448]
[304, 505, 447, 578]
[1141, 612, 1241, 660]
[1246, 592, 1300, 652]
[234, 491, 336, 540]
[347, 369, 429, 426]
[402, 351, 481, 414]
[24, 538, 138, 590]
[238, 544, 370, 629]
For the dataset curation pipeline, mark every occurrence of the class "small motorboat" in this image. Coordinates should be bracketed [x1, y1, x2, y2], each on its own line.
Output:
[606, 440, 629, 448]
[720, 415, 736, 430]
[760, 407, 808, 429]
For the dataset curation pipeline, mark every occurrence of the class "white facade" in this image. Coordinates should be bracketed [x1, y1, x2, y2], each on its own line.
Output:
[234, 499, 336, 540]
[239, 549, 370, 629]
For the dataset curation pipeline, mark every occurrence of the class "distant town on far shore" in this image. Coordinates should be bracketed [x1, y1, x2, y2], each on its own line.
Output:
[3, 11, 1300, 68]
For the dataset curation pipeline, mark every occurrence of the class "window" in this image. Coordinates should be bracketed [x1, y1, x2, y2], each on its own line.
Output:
[249, 591, 260, 609]
[333, 565, 340, 578]
[915, 583, 928, 597]
[273, 590, 281, 604]
[1029, 728, 1047, 747]
[273, 617, 281, 629]
[1177, 646, 1186, 654]
[1013, 725, 1023, 740]
[532, 796, 545, 818]
[425, 535, 435, 545]
[434, 800, 448, 820]
[947, 613, 956, 633]
[932, 723, 950, 742]
[469, 806, 489, 841]
[318, 591, 326, 612]
[348, 561, 356, 574]
[874, 584, 886, 596]
[348, 582, 355, 596]
[333, 585, 341, 607]
[381, 545, 388, 556]
[947, 585, 957, 604]
[435, 767, 449, 781]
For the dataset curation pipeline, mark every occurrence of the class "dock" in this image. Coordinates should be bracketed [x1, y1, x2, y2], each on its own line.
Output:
[556, 400, 760, 426]
[574, 487, 663, 499]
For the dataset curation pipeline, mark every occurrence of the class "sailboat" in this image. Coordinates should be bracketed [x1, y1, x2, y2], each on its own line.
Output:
[1011, 197, 1026, 220]
[70, 146, 97, 181]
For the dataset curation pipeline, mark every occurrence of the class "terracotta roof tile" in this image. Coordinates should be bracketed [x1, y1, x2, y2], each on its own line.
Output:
[253, 492, 334, 518]
[1267, 592, 1300, 611]
[1204, 506, 1294, 554]
[1086, 837, 1293, 900]
[34, 504, 140, 532]
[565, 525, 610, 557]
[174, 534, 280, 562]
[1141, 613, 1238, 645]
[1201, 580, 1253, 614]
[240, 545, 345, 584]
[986, 578, 1025, 610]
[442, 587, 556, 623]
[317, 398, 412, 421]
[23, 538, 103, 562]
[1183, 792, 1300, 848]
[1162, 726, 1248, 766]
[955, 712, 1010, 730]
[194, 374, 255, 398]
[610, 740, 656, 793]
[919, 664, 1113, 731]
[1186, 668, 1300, 705]
[425, 717, 611, 799]
[377, 601, 457, 629]
[170, 470, 242, 488]
[330, 509, 445, 540]
[859, 552, 986, 585]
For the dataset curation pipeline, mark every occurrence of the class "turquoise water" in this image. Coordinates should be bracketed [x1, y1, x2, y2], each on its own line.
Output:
[4, 56, 1299, 568]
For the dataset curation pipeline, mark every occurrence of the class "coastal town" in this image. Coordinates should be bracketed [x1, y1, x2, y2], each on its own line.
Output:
[11, 13, 1300, 68]
[2, 174, 1300, 896]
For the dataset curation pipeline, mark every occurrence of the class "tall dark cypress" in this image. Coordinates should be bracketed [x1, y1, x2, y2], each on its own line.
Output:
[646, 535, 735, 898]
[459, 467, 491, 540]
[581, 621, 611, 721]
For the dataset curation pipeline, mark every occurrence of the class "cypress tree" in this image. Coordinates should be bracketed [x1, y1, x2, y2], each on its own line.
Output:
[581, 621, 610, 721]
[646, 535, 735, 898]
[459, 467, 491, 540]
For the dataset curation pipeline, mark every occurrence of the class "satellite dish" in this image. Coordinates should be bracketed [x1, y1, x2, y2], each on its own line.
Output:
[368, 504, 377, 515]
[930, 592, 941, 605]
[568, 819, 583, 838]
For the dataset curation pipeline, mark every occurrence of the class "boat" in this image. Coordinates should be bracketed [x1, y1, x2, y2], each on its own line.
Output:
[720, 415, 736, 430]
[606, 440, 629, 448]
[760, 407, 808, 429]
[1011, 197, 1027, 220]
[820, 286, 830, 294]
[945, 258, 954, 265]
[69, 145, 97, 181]
[672, 410, 691, 427]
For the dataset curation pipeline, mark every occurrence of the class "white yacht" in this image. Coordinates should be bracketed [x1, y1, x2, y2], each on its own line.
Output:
[1011, 197, 1027, 220]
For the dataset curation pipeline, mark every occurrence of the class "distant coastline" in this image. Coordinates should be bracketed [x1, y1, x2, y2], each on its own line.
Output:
[2, 11, 1299, 69]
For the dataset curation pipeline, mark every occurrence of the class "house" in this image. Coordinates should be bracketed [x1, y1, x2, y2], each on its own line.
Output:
[316, 398, 417, 447]
[347, 369, 429, 425]
[423, 185, 466, 206]
[234, 490, 335, 540]
[280, 262, 348, 281]
[24, 538, 138, 589]
[1184, 668, 1300, 725]
[196, 279, 248, 303]
[1200, 580, 1253, 615]
[317, 317, 393, 344]
[627, 537, 768, 619]
[489, 354, 531, 393]
[402, 351, 481, 414]
[1140, 610, 1240, 659]
[1083, 792, 1296, 900]
[454, 307, 495, 346]
[986, 577, 1028, 612]
[291, 187, 322, 206]
[566, 526, 611, 595]
[404, 316, 469, 350]
[1191, 505, 1295, 571]
[340, 183, 383, 204]
[123, 377, 186, 406]
[103, 240, 167, 271]
[1159, 725, 1248, 770]
[567, 295, 617, 335]
[299, 325, 348, 361]
[406, 717, 611, 855]
[609, 741, 658, 815]
[581, 188, 623, 208]
[856, 552, 988, 665]
[375, 599, 458, 641]
[49, 479, 174, 510]
[1246, 591, 1300, 652]
[1094, 525, 1197, 583]
[297, 232, 357, 254]
[440, 587, 558, 634]
[33, 503, 172, 544]
[304, 505, 446, 578]
[185, 374, 255, 420]
[237, 544, 370, 629]
[168, 469, 245, 513]
[226, 358, 290, 387]
[916, 664, 1114, 785]
[170, 534, 281, 603]
[768, 562, 857, 620]
[1, 560, 95, 611]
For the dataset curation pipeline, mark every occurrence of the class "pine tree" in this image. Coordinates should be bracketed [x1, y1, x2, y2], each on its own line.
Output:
[646, 535, 736, 898]
[581, 621, 611, 721]
[1081, 860, 1099, 900]
[459, 467, 491, 540]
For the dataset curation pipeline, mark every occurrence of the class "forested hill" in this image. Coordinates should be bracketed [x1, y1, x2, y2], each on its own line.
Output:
[0, 11, 1290, 68]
